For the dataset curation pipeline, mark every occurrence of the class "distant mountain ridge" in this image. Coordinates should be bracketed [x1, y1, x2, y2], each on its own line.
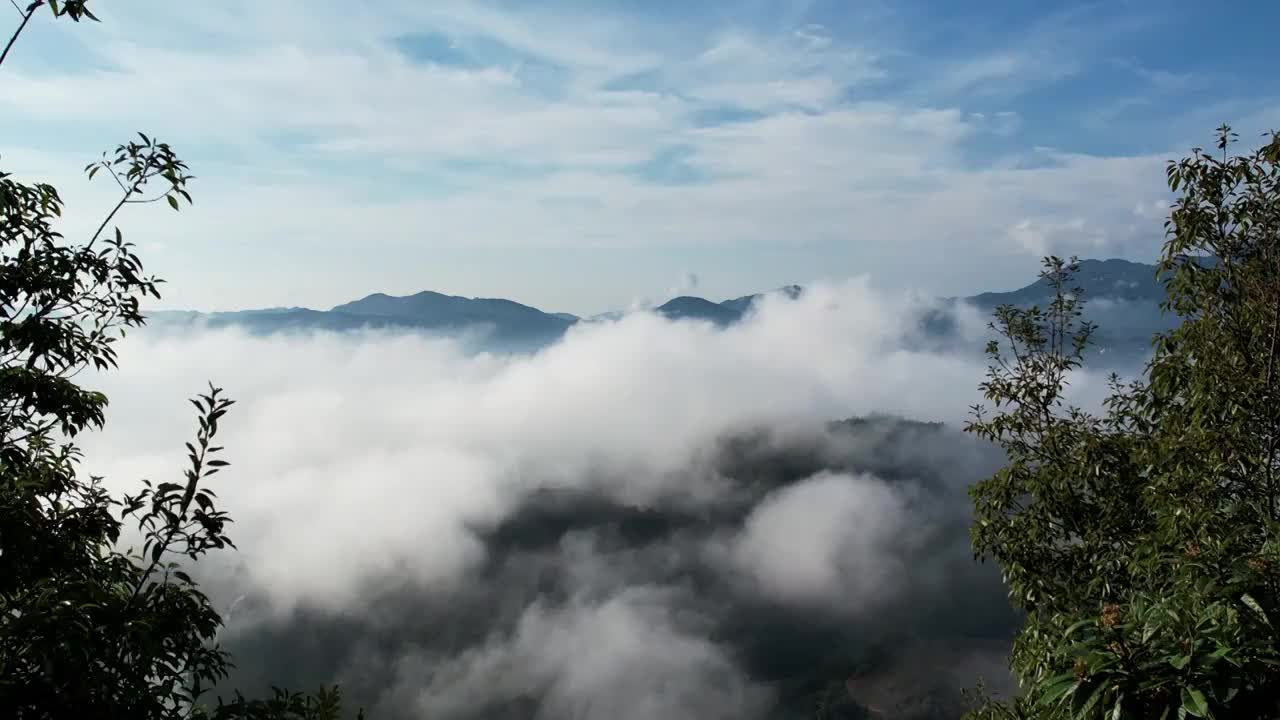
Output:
[961, 258, 1166, 307]
[149, 290, 574, 353]
[653, 285, 802, 326]
[148, 284, 809, 350]
[951, 258, 1179, 361]
[147, 260, 1171, 358]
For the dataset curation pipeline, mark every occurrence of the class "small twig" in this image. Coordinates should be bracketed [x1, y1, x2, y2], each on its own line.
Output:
[0, 1, 40, 69]
[125, 191, 172, 205]
[106, 165, 128, 194]
[87, 189, 136, 250]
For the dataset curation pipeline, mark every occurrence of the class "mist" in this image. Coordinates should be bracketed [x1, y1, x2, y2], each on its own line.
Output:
[77, 280, 1126, 718]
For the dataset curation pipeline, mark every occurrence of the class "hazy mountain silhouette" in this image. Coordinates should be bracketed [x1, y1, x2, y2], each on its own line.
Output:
[936, 258, 1179, 363]
[654, 296, 743, 326]
[149, 291, 576, 352]
[963, 258, 1165, 307]
[147, 260, 1170, 358]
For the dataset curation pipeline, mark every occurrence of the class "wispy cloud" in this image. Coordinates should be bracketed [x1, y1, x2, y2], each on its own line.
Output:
[1, 0, 1275, 313]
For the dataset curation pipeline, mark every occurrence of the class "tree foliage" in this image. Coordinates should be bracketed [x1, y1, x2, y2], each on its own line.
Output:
[965, 126, 1280, 720]
[0, 5, 359, 718]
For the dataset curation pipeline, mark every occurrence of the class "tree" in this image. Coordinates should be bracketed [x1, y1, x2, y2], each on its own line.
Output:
[0, 4, 359, 718]
[964, 126, 1280, 720]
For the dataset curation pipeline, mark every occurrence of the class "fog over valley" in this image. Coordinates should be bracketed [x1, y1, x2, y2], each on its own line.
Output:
[78, 279, 1134, 718]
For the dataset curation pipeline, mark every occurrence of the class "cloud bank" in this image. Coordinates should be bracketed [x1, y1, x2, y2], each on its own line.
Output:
[77, 282, 1123, 717]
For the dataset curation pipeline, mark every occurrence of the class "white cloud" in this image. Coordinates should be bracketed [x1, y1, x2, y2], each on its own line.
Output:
[676, 28, 881, 112]
[1008, 217, 1105, 256]
[63, 279, 1136, 714]
[79, 280, 1118, 617]
[726, 471, 926, 607]
[928, 52, 1034, 95]
[392, 588, 771, 720]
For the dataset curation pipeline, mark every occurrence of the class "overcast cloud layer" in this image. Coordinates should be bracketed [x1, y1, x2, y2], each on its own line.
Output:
[73, 285, 1130, 718]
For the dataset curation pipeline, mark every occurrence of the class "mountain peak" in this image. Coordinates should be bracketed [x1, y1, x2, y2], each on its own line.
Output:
[659, 295, 717, 307]
[656, 296, 741, 326]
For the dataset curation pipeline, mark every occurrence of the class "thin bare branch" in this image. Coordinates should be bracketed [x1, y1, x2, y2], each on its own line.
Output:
[0, 0, 40, 69]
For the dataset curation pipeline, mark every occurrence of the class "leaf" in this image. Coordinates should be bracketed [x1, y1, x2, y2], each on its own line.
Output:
[166, 194, 179, 211]
[1239, 593, 1271, 626]
[1071, 677, 1107, 718]
[1109, 692, 1125, 720]
[1181, 688, 1209, 718]
[1038, 675, 1078, 706]
[1064, 618, 1095, 639]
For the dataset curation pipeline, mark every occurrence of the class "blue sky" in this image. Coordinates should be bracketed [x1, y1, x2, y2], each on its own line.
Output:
[2, 0, 1278, 315]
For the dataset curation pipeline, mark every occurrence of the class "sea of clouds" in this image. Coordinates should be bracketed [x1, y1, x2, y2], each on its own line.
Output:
[76, 280, 1125, 718]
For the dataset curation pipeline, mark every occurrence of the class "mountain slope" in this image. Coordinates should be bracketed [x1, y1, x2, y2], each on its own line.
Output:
[719, 284, 803, 315]
[963, 258, 1165, 307]
[956, 258, 1178, 361]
